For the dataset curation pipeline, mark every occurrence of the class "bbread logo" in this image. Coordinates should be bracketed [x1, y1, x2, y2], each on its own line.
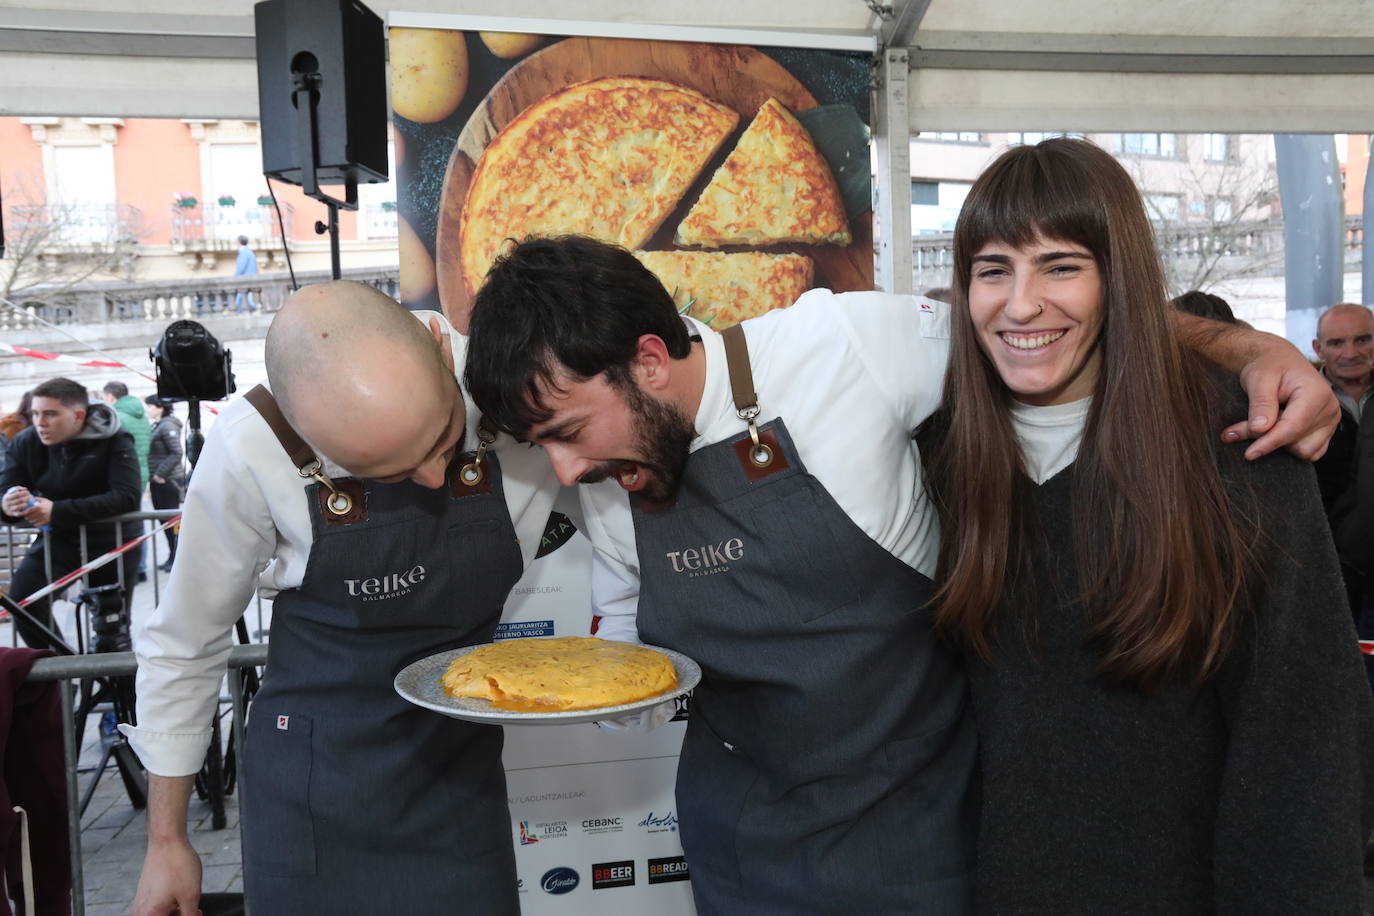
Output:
[342, 564, 425, 602]
[637, 810, 678, 834]
[647, 855, 690, 884]
[579, 816, 623, 836]
[664, 537, 743, 579]
[592, 860, 635, 889]
[541, 866, 579, 895]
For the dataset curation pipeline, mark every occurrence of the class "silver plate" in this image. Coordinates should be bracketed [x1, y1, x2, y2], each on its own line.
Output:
[393, 641, 700, 726]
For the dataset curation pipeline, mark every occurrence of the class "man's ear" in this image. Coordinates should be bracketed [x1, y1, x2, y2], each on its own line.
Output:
[631, 334, 673, 392]
[74, 407, 87, 425]
[430, 316, 456, 376]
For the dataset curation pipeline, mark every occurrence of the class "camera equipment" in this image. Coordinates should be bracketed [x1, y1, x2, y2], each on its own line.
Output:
[151, 320, 236, 402]
[151, 319, 237, 469]
[79, 582, 131, 655]
[73, 582, 148, 813]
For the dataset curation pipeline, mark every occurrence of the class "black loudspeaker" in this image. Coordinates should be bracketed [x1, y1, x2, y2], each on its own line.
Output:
[254, 0, 388, 188]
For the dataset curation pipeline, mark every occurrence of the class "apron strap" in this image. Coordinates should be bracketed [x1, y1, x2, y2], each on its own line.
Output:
[244, 384, 359, 519]
[719, 325, 780, 473]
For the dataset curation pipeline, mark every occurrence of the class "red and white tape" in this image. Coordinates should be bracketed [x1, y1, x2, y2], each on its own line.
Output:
[0, 515, 180, 618]
[1361, 640, 1374, 656]
[0, 341, 139, 372]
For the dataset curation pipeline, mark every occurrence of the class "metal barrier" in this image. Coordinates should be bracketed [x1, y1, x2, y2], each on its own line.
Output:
[4, 507, 271, 914]
[26, 644, 267, 916]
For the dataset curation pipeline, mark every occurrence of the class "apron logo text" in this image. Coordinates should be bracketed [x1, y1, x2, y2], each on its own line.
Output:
[664, 538, 743, 578]
[344, 564, 427, 601]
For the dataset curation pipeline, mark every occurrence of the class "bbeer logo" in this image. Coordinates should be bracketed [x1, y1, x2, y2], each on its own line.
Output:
[647, 855, 690, 884]
[592, 860, 635, 889]
[541, 866, 579, 895]
[664, 537, 743, 579]
[343, 564, 425, 602]
[580, 816, 624, 836]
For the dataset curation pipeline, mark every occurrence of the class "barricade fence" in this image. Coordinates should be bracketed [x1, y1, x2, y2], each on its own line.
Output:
[25, 644, 268, 916]
[3, 508, 270, 915]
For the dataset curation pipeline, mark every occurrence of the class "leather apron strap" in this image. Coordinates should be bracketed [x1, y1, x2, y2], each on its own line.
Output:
[244, 384, 358, 519]
[720, 325, 781, 474]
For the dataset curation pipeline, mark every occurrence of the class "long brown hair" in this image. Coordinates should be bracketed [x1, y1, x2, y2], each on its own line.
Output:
[921, 138, 1261, 692]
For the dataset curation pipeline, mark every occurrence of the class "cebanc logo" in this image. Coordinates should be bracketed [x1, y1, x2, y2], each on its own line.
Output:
[664, 537, 743, 579]
[541, 866, 580, 895]
[343, 564, 426, 602]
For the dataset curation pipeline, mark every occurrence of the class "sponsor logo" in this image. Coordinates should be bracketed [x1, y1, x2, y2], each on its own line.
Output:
[495, 619, 555, 640]
[536, 510, 579, 558]
[343, 564, 425, 602]
[637, 810, 678, 834]
[670, 693, 692, 723]
[519, 819, 568, 844]
[275, 715, 289, 730]
[647, 855, 690, 884]
[592, 860, 635, 890]
[664, 537, 743, 578]
[579, 816, 624, 836]
[516, 877, 526, 894]
[541, 867, 580, 895]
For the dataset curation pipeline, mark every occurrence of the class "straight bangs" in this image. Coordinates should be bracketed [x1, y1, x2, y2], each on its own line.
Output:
[953, 144, 1109, 295]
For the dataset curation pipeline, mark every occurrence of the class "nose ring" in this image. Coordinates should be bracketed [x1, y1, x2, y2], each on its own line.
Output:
[1035, 303, 1045, 317]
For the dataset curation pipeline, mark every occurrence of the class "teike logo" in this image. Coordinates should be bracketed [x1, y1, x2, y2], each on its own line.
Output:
[664, 537, 743, 579]
[541, 866, 579, 895]
[592, 860, 635, 890]
[647, 855, 690, 884]
[343, 564, 425, 602]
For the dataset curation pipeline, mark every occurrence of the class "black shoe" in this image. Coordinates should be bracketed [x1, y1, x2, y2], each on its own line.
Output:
[158, 561, 175, 573]
[137, 571, 148, 583]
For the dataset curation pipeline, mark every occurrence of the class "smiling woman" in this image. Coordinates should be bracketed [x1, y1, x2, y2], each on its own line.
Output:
[918, 138, 1374, 913]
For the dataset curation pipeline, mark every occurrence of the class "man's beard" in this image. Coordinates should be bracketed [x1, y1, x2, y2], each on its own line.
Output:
[578, 384, 695, 503]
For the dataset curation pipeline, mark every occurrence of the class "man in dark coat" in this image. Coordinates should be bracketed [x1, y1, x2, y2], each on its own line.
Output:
[0, 377, 141, 651]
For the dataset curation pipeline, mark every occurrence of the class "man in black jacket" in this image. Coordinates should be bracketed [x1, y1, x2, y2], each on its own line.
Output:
[0, 377, 141, 650]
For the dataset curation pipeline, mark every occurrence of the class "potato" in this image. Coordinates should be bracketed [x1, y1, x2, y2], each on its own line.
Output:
[397, 216, 436, 303]
[479, 31, 544, 59]
[389, 28, 467, 124]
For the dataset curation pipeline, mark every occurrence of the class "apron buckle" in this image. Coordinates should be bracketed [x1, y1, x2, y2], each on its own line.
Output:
[299, 460, 354, 516]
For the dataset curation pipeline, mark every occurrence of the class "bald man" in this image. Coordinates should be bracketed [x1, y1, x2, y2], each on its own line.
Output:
[124, 282, 561, 915]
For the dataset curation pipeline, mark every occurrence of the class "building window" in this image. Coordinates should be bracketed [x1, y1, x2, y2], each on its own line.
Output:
[1203, 133, 1230, 161]
[1006, 131, 1084, 146]
[915, 131, 984, 144]
[1145, 193, 1182, 221]
[1115, 133, 1178, 158]
[911, 180, 939, 205]
[1208, 196, 1234, 221]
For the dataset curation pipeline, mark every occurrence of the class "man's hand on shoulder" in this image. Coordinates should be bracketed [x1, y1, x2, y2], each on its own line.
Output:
[131, 835, 202, 916]
[1227, 346, 1339, 461]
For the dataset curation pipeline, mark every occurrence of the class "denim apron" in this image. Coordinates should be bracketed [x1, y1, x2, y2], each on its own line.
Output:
[631, 326, 977, 914]
[239, 387, 523, 914]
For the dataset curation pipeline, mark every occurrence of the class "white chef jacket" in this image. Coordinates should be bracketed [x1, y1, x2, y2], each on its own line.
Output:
[585, 289, 949, 643]
[124, 311, 563, 777]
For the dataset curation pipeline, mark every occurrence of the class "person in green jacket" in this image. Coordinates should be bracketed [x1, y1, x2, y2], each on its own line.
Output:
[103, 380, 152, 580]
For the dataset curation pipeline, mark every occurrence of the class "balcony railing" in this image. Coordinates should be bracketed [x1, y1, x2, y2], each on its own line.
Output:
[2, 266, 399, 330]
[170, 202, 294, 246]
[7, 203, 144, 249]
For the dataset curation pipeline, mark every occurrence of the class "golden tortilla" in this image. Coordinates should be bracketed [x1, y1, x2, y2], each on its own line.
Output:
[441, 636, 679, 712]
[675, 97, 849, 248]
[458, 76, 739, 296]
[634, 250, 813, 328]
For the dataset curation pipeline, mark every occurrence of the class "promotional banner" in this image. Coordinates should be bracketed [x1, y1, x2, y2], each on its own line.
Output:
[391, 25, 872, 913]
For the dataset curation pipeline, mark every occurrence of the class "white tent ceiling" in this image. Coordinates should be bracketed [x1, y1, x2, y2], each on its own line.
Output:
[3, 0, 1372, 291]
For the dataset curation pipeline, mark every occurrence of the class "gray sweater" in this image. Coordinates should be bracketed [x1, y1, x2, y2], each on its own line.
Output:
[967, 444, 1374, 914]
